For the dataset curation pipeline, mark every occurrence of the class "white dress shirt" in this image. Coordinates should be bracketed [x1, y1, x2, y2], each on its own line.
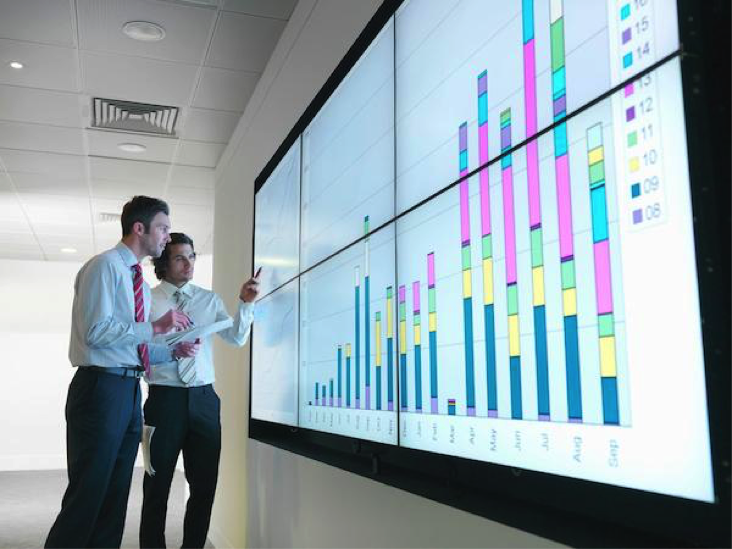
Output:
[147, 280, 255, 387]
[69, 241, 170, 369]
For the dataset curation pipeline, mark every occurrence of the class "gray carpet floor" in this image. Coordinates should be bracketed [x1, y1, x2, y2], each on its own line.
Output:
[0, 467, 212, 548]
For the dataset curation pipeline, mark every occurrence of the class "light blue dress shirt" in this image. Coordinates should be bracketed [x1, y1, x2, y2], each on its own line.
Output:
[147, 280, 255, 387]
[69, 242, 171, 369]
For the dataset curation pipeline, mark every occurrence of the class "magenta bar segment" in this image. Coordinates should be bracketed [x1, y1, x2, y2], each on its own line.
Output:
[555, 154, 574, 259]
[523, 41, 538, 136]
[593, 239, 614, 315]
[502, 166, 517, 284]
[427, 253, 436, 286]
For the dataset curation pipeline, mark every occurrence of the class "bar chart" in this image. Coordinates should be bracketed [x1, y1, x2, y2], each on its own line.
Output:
[299, 222, 397, 444]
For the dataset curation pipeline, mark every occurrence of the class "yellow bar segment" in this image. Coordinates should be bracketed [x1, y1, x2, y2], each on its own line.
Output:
[462, 269, 472, 298]
[414, 325, 421, 346]
[599, 336, 617, 376]
[563, 288, 577, 316]
[532, 266, 545, 306]
[428, 312, 437, 332]
[345, 343, 351, 357]
[508, 314, 521, 356]
[375, 320, 382, 366]
[482, 258, 494, 305]
[386, 299, 393, 337]
[399, 322, 406, 352]
[588, 147, 604, 165]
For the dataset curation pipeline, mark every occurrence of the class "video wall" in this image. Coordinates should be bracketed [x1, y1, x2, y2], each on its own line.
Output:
[251, 0, 714, 503]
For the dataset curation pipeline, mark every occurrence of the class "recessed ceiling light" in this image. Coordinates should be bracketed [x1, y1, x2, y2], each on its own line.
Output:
[122, 21, 166, 42]
[61, 247, 77, 254]
[118, 142, 147, 153]
[9, 61, 24, 69]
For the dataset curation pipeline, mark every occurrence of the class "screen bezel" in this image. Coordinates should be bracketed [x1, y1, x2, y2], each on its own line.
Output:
[247, 1, 731, 545]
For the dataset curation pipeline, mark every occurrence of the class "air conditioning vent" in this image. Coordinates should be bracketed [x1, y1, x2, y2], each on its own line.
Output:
[91, 98, 179, 137]
[99, 212, 122, 223]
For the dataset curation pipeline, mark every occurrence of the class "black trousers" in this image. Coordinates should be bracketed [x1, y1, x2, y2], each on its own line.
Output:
[45, 368, 142, 548]
[139, 384, 221, 549]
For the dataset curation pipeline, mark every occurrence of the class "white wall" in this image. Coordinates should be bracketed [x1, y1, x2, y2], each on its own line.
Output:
[211, 1, 561, 547]
[0, 254, 212, 471]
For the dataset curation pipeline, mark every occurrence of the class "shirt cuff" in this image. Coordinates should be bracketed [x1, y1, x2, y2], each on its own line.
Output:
[133, 321, 154, 343]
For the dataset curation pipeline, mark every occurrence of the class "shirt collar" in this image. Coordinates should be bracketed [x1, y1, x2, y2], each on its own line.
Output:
[158, 279, 194, 299]
[115, 241, 139, 268]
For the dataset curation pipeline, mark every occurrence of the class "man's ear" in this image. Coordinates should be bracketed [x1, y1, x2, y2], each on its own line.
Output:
[132, 220, 146, 236]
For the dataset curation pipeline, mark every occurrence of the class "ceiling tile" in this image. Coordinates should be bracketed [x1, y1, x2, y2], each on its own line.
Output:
[91, 178, 166, 201]
[179, 108, 240, 143]
[0, 232, 38, 246]
[207, 11, 286, 72]
[86, 129, 178, 163]
[0, 121, 84, 155]
[164, 185, 213, 206]
[192, 67, 259, 111]
[0, 0, 75, 46]
[0, 249, 44, 261]
[0, 39, 79, 92]
[176, 141, 225, 168]
[8, 172, 88, 197]
[0, 85, 82, 127]
[81, 50, 199, 107]
[89, 156, 170, 184]
[18, 193, 92, 228]
[0, 149, 85, 178]
[36, 232, 95, 258]
[222, 0, 297, 20]
[169, 165, 215, 189]
[77, 0, 216, 64]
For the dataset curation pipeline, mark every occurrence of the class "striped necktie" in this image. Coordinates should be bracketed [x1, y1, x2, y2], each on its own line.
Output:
[174, 289, 196, 384]
[132, 264, 150, 376]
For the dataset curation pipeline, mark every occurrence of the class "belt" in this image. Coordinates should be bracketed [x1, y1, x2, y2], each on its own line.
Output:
[79, 365, 144, 379]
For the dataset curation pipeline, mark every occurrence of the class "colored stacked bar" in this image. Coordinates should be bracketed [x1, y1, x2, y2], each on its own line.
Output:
[322, 385, 327, 406]
[315, 382, 319, 407]
[477, 71, 498, 418]
[375, 312, 382, 410]
[523, 0, 550, 420]
[427, 253, 439, 414]
[413, 281, 423, 413]
[364, 216, 371, 410]
[550, 0, 582, 422]
[354, 267, 360, 409]
[386, 286, 395, 411]
[346, 343, 352, 408]
[459, 122, 476, 417]
[337, 345, 342, 407]
[329, 379, 333, 407]
[398, 285, 408, 411]
[586, 124, 620, 425]
[448, 399, 457, 416]
[501, 108, 523, 420]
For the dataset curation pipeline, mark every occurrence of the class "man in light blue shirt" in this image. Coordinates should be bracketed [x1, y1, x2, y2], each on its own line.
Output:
[46, 196, 198, 549]
[140, 232, 259, 548]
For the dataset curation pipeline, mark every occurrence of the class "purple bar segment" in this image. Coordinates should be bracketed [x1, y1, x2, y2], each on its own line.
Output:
[553, 95, 567, 117]
[500, 125, 511, 149]
[431, 397, 438, 414]
[459, 123, 468, 151]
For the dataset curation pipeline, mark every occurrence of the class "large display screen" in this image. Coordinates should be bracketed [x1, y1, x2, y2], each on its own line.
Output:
[251, 0, 715, 505]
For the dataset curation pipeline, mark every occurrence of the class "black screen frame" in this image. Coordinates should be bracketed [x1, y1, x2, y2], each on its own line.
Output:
[247, 1, 731, 546]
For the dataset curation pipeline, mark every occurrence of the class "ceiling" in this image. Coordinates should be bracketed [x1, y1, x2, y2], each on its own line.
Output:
[0, 0, 296, 262]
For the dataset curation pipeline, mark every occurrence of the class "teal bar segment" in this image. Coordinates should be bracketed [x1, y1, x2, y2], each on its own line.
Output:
[554, 122, 568, 156]
[522, 0, 534, 43]
[590, 186, 609, 242]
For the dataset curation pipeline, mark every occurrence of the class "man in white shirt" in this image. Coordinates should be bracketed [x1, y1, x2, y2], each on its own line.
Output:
[46, 196, 197, 548]
[140, 232, 260, 548]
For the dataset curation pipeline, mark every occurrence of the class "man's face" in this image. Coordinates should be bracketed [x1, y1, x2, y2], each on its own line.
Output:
[142, 212, 171, 258]
[165, 243, 196, 286]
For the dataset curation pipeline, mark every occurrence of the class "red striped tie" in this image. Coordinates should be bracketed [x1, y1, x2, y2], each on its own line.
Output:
[132, 264, 150, 376]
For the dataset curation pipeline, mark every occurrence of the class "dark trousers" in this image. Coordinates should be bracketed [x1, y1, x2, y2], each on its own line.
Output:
[45, 368, 142, 548]
[140, 384, 221, 549]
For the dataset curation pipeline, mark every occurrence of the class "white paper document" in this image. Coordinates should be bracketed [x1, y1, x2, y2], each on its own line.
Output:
[157, 318, 233, 347]
[142, 425, 156, 477]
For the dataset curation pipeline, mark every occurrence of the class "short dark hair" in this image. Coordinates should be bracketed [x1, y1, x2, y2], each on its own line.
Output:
[153, 233, 195, 280]
[121, 195, 170, 236]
